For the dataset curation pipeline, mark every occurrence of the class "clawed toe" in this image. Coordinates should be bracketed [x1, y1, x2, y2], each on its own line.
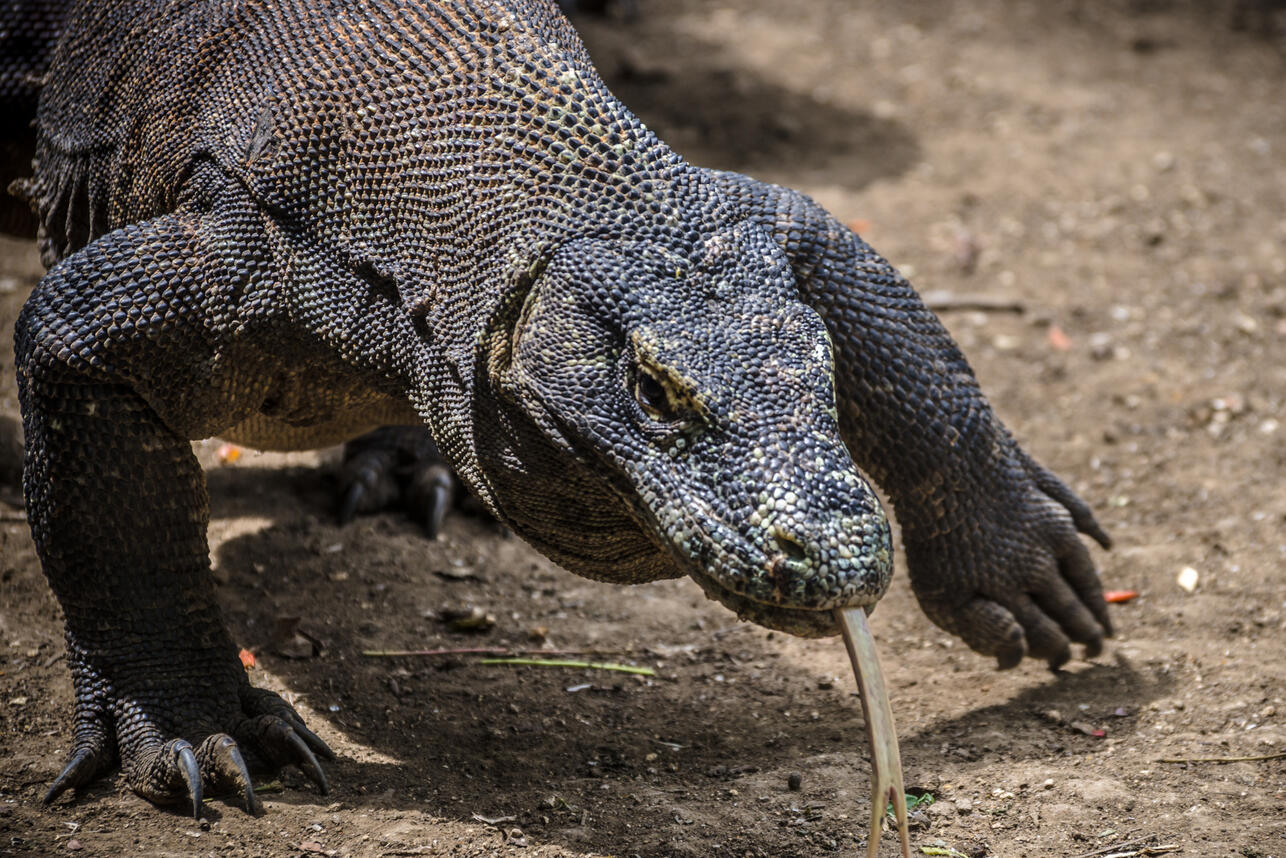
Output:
[238, 715, 329, 794]
[44, 745, 109, 806]
[337, 449, 400, 525]
[404, 463, 454, 538]
[241, 686, 336, 761]
[337, 427, 464, 538]
[286, 716, 336, 761]
[199, 735, 261, 816]
[125, 738, 203, 818]
[283, 728, 330, 794]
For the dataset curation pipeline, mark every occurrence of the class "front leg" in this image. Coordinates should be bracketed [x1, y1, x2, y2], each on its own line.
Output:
[16, 210, 331, 816]
[715, 171, 1111, 669]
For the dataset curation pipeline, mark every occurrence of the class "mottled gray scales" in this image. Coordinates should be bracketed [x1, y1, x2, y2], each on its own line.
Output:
[8, 0, 1110, 816]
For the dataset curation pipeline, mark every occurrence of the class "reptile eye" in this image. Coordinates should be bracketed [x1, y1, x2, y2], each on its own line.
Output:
[634, 365, 679, 422]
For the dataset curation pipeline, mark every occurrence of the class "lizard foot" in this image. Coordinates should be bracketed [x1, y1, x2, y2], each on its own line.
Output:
[907, 447, 1113, 671]
[338, 426, 488, 538]
[45, 676, 333, 818]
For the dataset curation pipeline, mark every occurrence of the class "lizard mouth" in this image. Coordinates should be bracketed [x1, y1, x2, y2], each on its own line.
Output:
[588, 462, 892, 637]
[684, 562, 877, 638]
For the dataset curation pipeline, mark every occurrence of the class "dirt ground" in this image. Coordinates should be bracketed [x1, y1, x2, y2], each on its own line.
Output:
[2, 0, 1285, 856]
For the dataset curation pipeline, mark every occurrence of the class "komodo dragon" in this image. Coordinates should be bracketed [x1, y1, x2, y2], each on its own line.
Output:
[5, 0, 1113, 822]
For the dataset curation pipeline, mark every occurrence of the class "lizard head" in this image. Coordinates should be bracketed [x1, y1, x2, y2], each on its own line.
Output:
[479, 224, 892, 637]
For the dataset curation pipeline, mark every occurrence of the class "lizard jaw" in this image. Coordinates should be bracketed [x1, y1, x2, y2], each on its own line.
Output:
[684, 563, 880, 638]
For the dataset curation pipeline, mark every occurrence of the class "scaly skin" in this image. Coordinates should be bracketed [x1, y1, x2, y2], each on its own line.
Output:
[10, 0, 1110, 816]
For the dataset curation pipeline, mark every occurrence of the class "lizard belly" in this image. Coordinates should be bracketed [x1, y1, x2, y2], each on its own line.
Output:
[220, 370, 420, 452]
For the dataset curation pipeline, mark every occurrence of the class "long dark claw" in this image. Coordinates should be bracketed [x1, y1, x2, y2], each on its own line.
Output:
[338, 481, 366, 526]
[836, 607, 911, 858]
[173, 741, 203, 820]
[289, 718, 336, 761]
[44, 746, 100, 805]
[337, 443, 400, 525]
[425, 483, 450, 539]
[284, 730, 329, 794]
[201, 735, 262, 816]
[405, 464, 454, 539]
[226, 743, 260, 816]
[243, 689, 337, 762]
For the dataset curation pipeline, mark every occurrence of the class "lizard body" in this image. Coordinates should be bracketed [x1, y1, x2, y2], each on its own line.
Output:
[9, 0, 1111, 815]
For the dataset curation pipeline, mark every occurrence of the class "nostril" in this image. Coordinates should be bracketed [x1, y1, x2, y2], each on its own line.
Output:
[773, 532, 808, 563]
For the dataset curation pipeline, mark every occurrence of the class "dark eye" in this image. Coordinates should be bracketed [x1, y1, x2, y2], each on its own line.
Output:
[634, 366, 677, 421]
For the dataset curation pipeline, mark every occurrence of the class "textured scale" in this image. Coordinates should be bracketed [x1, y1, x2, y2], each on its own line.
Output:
[9, 0, 1111, 818]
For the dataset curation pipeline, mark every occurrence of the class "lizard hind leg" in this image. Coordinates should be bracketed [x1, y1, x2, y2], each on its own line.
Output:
[338, 426, 489, 539]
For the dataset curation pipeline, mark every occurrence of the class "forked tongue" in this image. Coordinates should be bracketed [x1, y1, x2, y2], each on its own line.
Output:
[836, 607, 911, 858]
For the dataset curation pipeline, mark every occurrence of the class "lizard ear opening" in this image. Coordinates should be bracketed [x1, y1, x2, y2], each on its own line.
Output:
[485, 252, 550, 399]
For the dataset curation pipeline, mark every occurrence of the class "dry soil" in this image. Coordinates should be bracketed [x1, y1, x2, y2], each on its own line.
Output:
[1, 1, 1285, 856]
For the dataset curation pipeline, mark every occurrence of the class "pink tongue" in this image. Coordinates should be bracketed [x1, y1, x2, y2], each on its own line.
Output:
[835, 607, 911, 858]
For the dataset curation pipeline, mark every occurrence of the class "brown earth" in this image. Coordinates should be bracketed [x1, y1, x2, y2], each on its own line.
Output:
[2, 1, 1285, 856]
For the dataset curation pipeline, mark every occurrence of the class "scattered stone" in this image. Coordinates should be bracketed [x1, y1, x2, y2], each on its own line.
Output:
[1177, 566, 1200, 593]
[272, 616, 324, 659]
[927, 798, 957, 819]
[954, 797, 973, 813]
[440, 606, 496, 633]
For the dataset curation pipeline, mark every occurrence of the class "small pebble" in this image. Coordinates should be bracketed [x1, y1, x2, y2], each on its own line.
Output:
[787, 772, 802, 791]
[1177, 566, 1200, 593]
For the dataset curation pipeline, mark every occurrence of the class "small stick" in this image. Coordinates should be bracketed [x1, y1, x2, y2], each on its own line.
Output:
[1158, 750, 1286, 763]
[480, 657, 655, 676]
[1072, 836, 1153, 858]
[362, 647, 629, 658]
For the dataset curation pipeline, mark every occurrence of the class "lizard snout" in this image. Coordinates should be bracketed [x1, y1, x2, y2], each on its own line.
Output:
[754, 510, 893, 611]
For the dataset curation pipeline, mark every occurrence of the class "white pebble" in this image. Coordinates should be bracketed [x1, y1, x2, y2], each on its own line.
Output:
[1177, 566, 1200, 593]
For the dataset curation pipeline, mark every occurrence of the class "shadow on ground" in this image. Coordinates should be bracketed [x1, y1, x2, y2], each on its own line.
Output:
[201, 462, 1176, 858]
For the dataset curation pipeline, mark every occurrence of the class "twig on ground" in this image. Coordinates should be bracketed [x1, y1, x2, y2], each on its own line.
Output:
[480, 657, 654, 676]
[1159, 751, 1286, 763]
[1072, 836, 1152, 858]
[362, 647, 628, 658]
